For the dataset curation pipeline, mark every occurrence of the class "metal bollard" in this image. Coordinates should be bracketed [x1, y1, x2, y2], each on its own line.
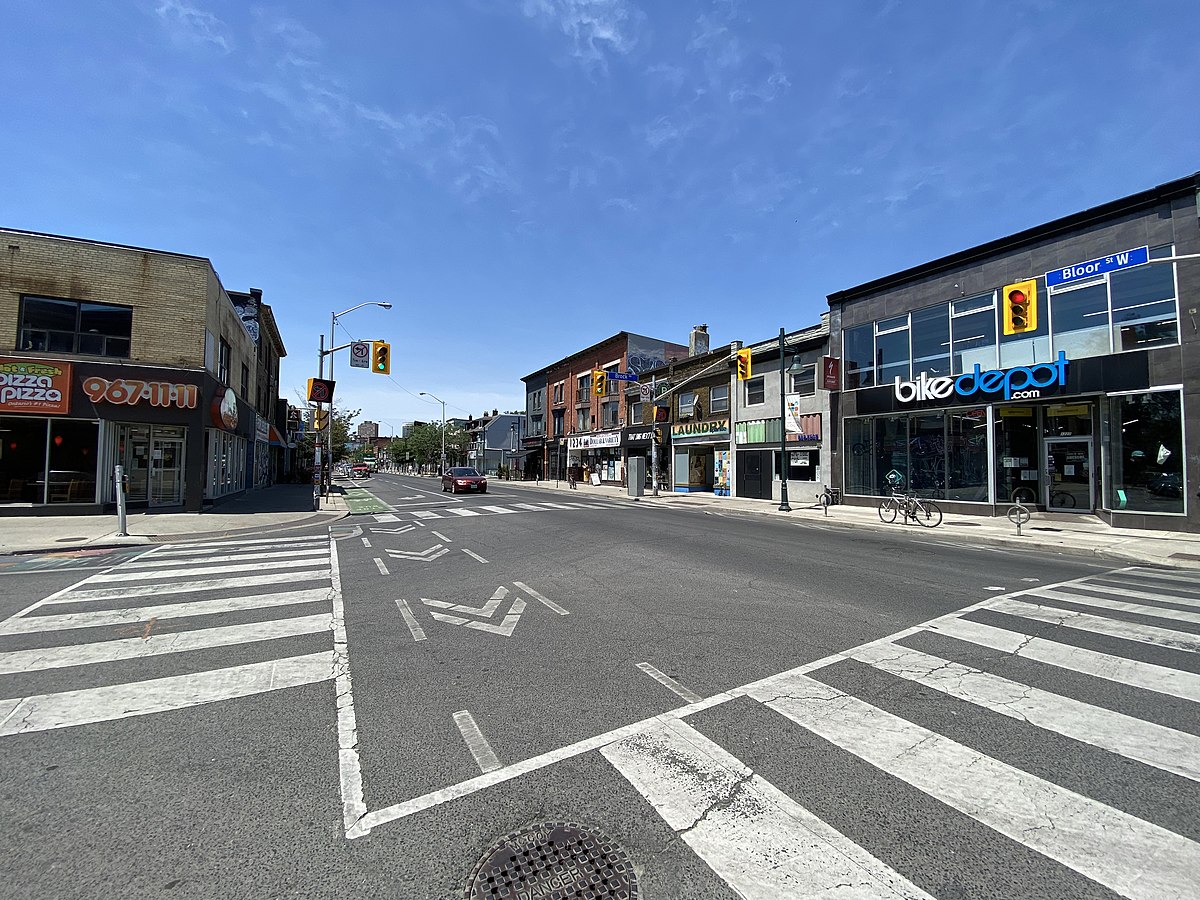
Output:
[114, 464, 129, 536]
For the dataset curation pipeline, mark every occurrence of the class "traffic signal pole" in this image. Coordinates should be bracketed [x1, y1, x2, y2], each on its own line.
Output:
[650, 374, 659, 497]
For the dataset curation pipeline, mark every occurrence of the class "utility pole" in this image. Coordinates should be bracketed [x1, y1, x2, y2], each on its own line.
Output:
[778, 327, 792, 513]
[650, 374, 659, 497]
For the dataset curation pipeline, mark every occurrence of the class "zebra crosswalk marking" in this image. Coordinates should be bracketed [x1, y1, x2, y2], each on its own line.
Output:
[982, 598, 1200, 652]
[602, 718, 935, 900]
[151, 538, 327, 558]
[479, 505, 517, 514]
[1058, 580, 1200, 608]
[446, 509, 481, 517]
[119, 547, 329, 568]
[748, 673, 1200, 900]
[87, 557, 328, 583]
[926, 616, 1200, 702]
[1023, 587, 1200, 626]
[0, 650, 334, 736]
[44, 571, 330, 604]
[849, 641, 1200, 782]
[0, 614, 331, 675]
[0, 587, 331, 635]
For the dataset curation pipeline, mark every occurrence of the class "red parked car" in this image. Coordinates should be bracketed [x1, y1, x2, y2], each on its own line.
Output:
[442, 467, 487, 494]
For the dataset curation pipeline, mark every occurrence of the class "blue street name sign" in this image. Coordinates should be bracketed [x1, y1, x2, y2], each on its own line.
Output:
[607, 371, 639, 382]
[1045, 246, 1148, 288]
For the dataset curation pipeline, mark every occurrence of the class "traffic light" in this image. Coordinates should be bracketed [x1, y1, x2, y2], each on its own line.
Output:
[371, 341, 391, 375]
[312, 409, 329, 432]
[593, 369, 606, 396]
[736, 348, 752, 381]
[1002, 279, 1038, 336]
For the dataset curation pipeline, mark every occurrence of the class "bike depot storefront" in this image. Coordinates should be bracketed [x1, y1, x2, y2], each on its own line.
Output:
[842, 351, 1186, 522]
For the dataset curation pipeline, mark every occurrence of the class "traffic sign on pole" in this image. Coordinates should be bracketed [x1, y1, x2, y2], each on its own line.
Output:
[350, 341, 370, 369]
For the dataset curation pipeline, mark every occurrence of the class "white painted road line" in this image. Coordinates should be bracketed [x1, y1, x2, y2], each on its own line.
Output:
[88, 557, 329, 582]
[0, 614, 331, 675]
[361, 537, 372, 548]
[394, 599, 427, 642]
[0, 588, 332, 635]
[983, 598, 1200, 653]
[412, 510, 441, 519]
[461, 549, 489, 564]
[374, 558, 390, 576]
[447, 508, 481, 517]
[330, 537, 366, 833]
[635, 662, 702, 704]
[602, 719, 935, 900]
[851, 642, 1200, 782]
[431, 531, 452, 542]
[928, 617, 1200, 702]
[452, 710, 502, 773]
[0, 650, 334, 737]
[538, 502, 575, 510]
[750, 673, 1200, 900]
[121, 547, 329, 568]
[374, 513, 399, 522]
[512, 503, 545, 511]
[46, 570, 330, 604]
[1084, 580, 1200, 606]
[480, 505, 517, 514]
[513, 581, 568, 616]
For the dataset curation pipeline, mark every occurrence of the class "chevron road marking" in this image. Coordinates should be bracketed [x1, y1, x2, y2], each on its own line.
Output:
[384, 545, 449, 562]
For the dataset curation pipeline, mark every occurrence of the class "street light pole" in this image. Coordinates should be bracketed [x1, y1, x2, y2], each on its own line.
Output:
[420, 391, 446, 474]
[778, 327, 792, 513]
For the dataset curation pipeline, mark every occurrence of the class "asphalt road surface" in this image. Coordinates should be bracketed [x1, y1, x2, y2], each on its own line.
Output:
[2, 472, 1197, 900]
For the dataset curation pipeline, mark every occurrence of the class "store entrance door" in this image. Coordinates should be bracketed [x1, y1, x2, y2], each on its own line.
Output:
[150, 437, 185, 506]
[1044, 438, 1092, 512]
[737, 450, 771, 500]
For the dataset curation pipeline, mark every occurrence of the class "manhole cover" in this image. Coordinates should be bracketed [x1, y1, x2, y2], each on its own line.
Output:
[466, 822, 637, 900]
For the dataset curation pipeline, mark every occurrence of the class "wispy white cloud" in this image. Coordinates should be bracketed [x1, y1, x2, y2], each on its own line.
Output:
[251, 7, 323, 67]
[602, 197, 636, 211]
[521, 0, 646, 71]
[155, 0, 232, 52]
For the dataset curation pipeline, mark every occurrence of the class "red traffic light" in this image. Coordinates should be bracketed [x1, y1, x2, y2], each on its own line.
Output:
[1008, 289, 1027, 305]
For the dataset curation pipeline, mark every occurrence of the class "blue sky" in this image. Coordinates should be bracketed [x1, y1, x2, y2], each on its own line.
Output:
[2, 1, 1197, 430]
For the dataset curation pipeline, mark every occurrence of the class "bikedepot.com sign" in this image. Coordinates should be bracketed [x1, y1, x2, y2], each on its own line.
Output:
[894, 351, 1069, 403]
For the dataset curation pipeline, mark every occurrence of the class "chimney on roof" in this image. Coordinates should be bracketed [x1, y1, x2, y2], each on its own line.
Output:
[249, 288, 263, 301]
[689, 324, 710, 357]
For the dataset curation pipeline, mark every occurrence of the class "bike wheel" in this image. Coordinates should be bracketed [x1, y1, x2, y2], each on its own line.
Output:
[915, 500, 942, 527]
[878, 497, 897, 523]
[1010, 486, 1036, 505]
[1051, 491, 1077, 509]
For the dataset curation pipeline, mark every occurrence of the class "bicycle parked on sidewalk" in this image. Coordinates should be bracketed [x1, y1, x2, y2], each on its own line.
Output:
[878, 489, 943, 527]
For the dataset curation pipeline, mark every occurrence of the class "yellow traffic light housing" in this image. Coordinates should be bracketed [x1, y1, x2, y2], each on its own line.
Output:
[593, 369, 606, 396]
[372, 341, 391, 374]
[1002, 279, 1038, 336]
[736, 348, 752, 380]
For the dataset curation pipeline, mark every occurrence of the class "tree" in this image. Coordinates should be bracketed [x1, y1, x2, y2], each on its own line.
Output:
[445, 424, 470, 466]
[330, 407, 361, 463]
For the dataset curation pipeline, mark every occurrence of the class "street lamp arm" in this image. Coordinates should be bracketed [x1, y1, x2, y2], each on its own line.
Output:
[334, 301, 393, 319]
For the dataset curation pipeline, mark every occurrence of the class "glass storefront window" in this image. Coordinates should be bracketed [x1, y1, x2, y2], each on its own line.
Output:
[844, 415, 909, 497]
[843, 323, 875, 389]
[951, 294, 997, 374]
[946, 408, 988, 501]
[875, 315, 910, 384]
[0, 417, 98, 504]
[1109, 246, 1177, 352]
[1104, 391, 1184, 514]
[909, 414, 945, 496]
[1050, 280, 1109, 359]
[911, 303, 950, 378]
[994, 406, 1039, 504]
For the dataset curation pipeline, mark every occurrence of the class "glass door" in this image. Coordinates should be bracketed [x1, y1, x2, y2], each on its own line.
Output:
[118, 425, 151, 503]
[1044, 438, 1093, 512]
[150, 438, 185, 506]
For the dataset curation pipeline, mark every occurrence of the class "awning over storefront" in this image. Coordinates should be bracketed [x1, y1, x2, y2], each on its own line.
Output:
[268, 424, 287, 447]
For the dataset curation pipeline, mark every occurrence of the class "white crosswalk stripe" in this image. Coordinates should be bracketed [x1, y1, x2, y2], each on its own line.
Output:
[598, 566, 1200, 900]
[0, 536, 337, 736]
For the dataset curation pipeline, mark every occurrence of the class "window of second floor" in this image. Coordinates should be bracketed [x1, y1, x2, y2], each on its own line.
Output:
[630, 401, 643, 424]
[575, 408, 590, 432]
[241, 363, 250, 399]
[218, 338, 232, 385]
[710, 384, 729, 413]
[18, 296, 132, 358]
[601, 401, 619, 428]
[552, 382, 564, 404]
[789, 364, 815, 396]
[746, 377, 765, 405]
[678, 390, 696, 418]
[530, 414, 544, 436]
[552, 410, 564, 436]
[576, 373, 591, 401]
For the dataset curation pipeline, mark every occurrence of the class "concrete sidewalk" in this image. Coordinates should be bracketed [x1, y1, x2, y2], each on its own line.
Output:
[492, 476, 1200, 570]
[0, 484, 349, 554]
